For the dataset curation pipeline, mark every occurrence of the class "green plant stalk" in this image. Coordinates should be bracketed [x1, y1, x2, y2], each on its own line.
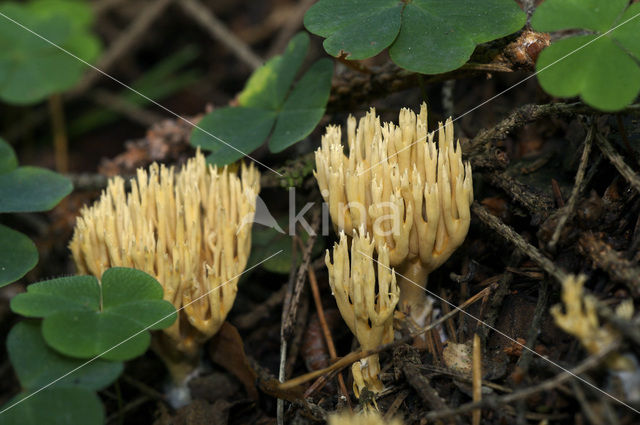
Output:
[48, 94, 68, 174]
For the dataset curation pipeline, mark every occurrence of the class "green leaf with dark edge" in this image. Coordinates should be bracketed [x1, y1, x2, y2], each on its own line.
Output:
[269, 58, 334, 152]
[0, 138, 18, 174]
[238, 32, 309, 109]
[303, 0, 402, 60]
[11, 268, 177, 361]
[191, 107, 277, 166]
[0, 166, 73, 213]
[0, 224, 38, 287]
[390, 0, 527, 74]
[192, 32, 332, 165]
[0, 0, 102, 104]
[304, 0, 526, 74]
[532, 1, 640, 111]
[0, 388, 103, 425]
[8, 321, 123, 390]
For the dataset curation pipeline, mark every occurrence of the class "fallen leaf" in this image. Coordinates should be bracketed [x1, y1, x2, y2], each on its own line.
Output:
[208, 322, 259, 401]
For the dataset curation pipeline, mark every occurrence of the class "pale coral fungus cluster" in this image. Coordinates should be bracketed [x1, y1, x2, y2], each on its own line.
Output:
[315, 103, 473, 327]
[328, 409, 404, 425]
[316, 103, 474, 397]
[552, 274, 633, 370]
[326, 229, 399, 397]
[70, 151, 260, 358]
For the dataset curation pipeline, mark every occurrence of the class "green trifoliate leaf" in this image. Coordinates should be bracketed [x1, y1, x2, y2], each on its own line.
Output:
[532, 0, 640, 111]
[0, 0, 102, 104]
[304, 0, 526, 74]
[0, 224, 38, 287]
[191, 32, 333, 165]
[8, 321, 123, 390]
[0, 388, 104, 425]
[11, 268, 177, 361]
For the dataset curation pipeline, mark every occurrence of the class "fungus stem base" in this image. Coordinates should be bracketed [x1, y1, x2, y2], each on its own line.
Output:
[396, 260, 432, 346]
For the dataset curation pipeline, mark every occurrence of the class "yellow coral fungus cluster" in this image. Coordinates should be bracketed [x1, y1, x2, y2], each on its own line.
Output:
[328, 410, 404, 425]
[315, 103, 473, 328]
[69, 151, 260, 358]
[325, 229, 399, 397]
[551, 274, 633, 370]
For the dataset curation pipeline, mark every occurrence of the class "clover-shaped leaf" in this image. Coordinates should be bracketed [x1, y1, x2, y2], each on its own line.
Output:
[1, 388, 104, 425]
[0, 224, 38, 287]
[0, 138, 71, 287]
[304, 0, 526, 74]
[191, 32, 333, 165]
[0, 166, 74, 213]
[8, 321, 123, 391]
[532, 0, 640, 111]
[11, 267, 177, 361]
[0, 0, 101, 104]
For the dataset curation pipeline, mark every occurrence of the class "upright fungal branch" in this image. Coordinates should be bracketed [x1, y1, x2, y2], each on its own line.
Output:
[551, 274, 633, 370]
[315, 104, 473, 327]
[326, 229, 399, 397]
[70, 151, 260, 363]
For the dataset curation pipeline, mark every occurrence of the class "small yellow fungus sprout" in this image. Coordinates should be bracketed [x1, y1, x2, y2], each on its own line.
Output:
[69, 151, 260, 368]
[328, 410, 404, 425]
[325, 229, 399, 397]
[551, 274, 633, 370]
[315, 103, 473, 328]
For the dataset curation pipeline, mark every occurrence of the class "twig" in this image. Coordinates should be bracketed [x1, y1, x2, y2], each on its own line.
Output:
[486, 173, 554, 221]
[578, 232, 640, 296]
[515, 279, 549, 374]
[421, 340, 621, 421]
[479, 253, 521, 340]
[286, 290, 309, 377]
[470, 103, 634, 150]
[266, 0, 315, 57]
[472, 202, 568, 283]
[179, 0, 263, 70]
[73, 0, 174, 95]
[570, 379, 604, 425]
[278, 236, 299, 425]
[472, 333, 482, 425]
[595, 133, 640, 194]
[282, 211, 320, 340]
[278, 211, 320, 425]
[403, 362, 456, 424]
[549, 124, 594, 249]
[305, 248, 351, 406]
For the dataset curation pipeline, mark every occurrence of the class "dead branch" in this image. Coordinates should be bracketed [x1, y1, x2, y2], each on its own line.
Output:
[549, 124, 594, 249]
[422, 340, 622, 421]
[73, 0, 173, 94]
[595, 133, 640, 194]
[179, 0, 263, 70]
[578, 232, 640, 296]
[471, 202, 568, 283]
